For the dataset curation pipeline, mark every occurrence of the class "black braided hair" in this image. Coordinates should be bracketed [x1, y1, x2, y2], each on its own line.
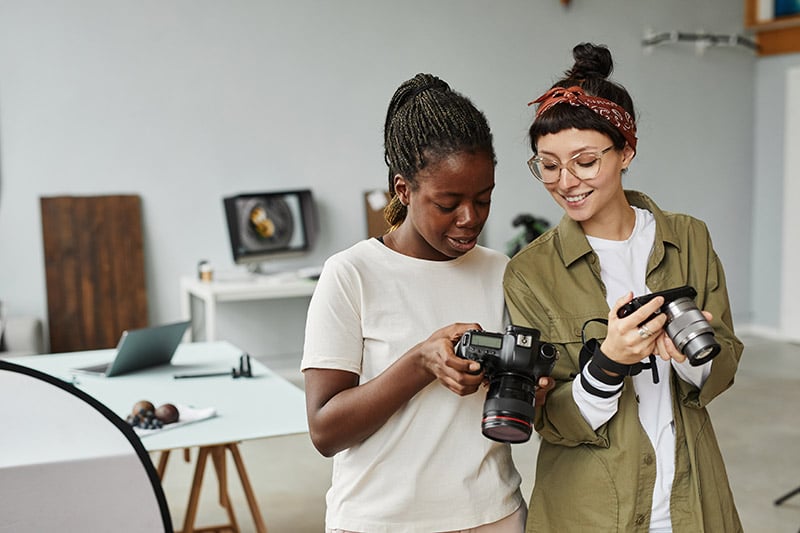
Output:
[383, 73, 495, 228]
[529, 43, 636, 153]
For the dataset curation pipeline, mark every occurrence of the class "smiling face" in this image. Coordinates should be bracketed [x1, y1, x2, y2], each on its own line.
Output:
[390, 150, 495, 261]
[536, 128, 635, 239]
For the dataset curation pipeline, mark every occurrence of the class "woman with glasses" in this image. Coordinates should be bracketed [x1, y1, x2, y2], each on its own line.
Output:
[504, 43, 743, 532]
[302, 73, 549, 532]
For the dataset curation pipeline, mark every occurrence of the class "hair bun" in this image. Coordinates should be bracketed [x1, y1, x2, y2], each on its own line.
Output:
[565, 42, 613, 80]
[410, 73, 450, 94]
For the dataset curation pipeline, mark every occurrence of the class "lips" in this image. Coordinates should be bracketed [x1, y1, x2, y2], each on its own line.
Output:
[448, 235, 478, 252]
[562, 190, 592, 205]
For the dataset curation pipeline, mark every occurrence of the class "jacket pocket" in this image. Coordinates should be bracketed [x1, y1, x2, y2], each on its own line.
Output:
[542, 311, 608, 378]
[529, 442, 621, 532]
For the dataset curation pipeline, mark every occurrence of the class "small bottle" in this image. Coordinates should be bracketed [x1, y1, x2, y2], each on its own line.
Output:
[198, 260, 213, 282]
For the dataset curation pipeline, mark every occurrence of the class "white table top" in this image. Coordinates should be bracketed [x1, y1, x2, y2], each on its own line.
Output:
[181, 273, 316, 303]
[8, 341, 309, 452]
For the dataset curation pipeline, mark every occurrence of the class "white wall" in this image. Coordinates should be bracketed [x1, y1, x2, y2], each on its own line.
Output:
[779, 66, 800, 341]
[752, 53, 800, 337]
[0, 1, 759, 359]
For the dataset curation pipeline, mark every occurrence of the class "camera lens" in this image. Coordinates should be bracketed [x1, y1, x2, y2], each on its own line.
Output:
[481, 374, 536, 444]
[663, 297, 721, 366]
[689, 342, 720, 363]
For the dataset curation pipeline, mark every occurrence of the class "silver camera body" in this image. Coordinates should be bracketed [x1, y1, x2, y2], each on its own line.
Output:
[617, 286, 720, 366]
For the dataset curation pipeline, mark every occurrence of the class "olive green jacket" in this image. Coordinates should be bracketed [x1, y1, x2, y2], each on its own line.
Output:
[504, 191, 743, 533]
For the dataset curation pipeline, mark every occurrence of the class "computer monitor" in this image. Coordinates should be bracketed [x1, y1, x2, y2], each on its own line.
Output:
[223, 189, 318, 273]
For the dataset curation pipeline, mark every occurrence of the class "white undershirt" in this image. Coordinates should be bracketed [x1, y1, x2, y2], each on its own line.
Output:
[572, 206, 710, 532]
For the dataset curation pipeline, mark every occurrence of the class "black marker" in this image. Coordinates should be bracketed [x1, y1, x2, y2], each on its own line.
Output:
[173, 353, 253, 379]
[173, 369, 235, 379]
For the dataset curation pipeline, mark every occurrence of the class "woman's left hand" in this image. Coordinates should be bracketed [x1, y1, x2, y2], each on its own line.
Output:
[653, 310, 713, 363]
[535, 376, 555, 406]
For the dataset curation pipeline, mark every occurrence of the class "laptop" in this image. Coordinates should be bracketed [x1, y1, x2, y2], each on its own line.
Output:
[71, 321, 191, 377]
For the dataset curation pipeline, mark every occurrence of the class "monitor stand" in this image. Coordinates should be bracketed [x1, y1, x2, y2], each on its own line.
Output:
[247, 261, 289, 276]
[246, 261, 321, 281]
[246, 262, 275, 276]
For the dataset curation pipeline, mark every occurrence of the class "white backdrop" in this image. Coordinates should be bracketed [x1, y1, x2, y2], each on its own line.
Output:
[0, 1, 766, 360]
[780, 66, 800, 341]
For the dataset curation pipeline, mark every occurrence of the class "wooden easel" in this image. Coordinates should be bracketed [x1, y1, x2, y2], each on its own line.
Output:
[156, 443, 268, 533]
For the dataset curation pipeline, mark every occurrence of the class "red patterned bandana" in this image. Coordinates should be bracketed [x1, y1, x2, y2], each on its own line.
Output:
[529, 85, 637, 152]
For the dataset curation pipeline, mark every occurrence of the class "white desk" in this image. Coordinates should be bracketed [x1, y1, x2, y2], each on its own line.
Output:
[180, 275, 316, 342]
[9, 341, 308, 532]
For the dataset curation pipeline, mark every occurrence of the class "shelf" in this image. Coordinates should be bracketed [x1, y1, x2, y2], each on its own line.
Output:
[747, 14, 800, 31]
[745, 0, 800, 55]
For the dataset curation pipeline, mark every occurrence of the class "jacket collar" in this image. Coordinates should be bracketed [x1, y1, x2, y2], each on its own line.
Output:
[556, 190, 681, 268]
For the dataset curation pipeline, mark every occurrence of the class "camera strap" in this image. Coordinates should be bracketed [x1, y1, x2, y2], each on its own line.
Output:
[579, 319, 660, 384]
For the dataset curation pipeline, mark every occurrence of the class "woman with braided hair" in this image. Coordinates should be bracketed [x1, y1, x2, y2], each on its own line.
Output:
[302, 73, 543, 532]
[504, 43, 743, 532]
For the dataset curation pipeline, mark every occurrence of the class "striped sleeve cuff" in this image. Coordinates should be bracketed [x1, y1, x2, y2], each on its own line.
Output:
[579, 359, 624, 398]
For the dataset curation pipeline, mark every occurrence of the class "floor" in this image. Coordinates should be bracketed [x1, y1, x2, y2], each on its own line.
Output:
[158, 334, 800, 532]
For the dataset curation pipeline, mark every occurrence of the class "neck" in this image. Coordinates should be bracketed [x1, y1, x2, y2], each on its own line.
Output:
[582, 202, 636, 241]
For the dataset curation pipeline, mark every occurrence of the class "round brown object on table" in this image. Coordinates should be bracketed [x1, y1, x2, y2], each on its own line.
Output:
[132, 400, 155, 416]
[155, 403, 180, 424]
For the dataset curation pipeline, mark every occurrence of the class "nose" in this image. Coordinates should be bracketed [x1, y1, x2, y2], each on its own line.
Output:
[558, 166, 581, 187]
[455, 203, 480, 228]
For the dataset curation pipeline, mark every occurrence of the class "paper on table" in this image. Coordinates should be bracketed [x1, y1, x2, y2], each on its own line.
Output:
[132, 404, 217, 438]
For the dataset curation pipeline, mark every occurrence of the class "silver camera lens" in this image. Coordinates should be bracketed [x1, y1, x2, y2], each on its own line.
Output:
[663, 297, 721, 365]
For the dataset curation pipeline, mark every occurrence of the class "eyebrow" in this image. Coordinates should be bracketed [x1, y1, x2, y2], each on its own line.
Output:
[437, 185, 495, 197]
[539, 146, 600, 158]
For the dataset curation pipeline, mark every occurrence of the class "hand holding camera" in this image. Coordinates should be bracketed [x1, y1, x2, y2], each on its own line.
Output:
[601, 293, 669, 368]
[455, 325, 558, 444]
[416, 323, 486, 396]
[617, 286, 720, 366]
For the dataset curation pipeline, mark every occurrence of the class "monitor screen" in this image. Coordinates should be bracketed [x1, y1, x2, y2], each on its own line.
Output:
[223, 189, 318, 270]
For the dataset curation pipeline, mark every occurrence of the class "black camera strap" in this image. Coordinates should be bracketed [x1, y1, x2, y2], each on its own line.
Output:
[579, 319, 660, 385]
[641, 354, 660, 384]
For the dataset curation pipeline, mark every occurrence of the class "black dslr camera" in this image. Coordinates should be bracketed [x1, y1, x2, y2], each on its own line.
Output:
[617, 285, 720, 366]
[455, 325, 557, 444]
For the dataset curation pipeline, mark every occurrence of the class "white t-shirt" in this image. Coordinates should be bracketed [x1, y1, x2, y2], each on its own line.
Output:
[301, 239, 523, 533]
[577, 206, 710, 532]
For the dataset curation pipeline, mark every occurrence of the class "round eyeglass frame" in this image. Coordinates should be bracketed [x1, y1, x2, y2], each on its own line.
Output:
[527, 145, 615, 184]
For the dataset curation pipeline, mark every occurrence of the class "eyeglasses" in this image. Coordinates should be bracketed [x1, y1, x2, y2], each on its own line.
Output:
[527, 145, 615, 184]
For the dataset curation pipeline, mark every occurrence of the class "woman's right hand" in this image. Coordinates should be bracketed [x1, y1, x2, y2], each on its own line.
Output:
[416, 322, 486, 396]
[600, 292, 668, 367]
[305, 322, 487, 456]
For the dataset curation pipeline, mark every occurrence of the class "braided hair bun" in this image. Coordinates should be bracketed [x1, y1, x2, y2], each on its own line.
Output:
[382, 73, 494, 229]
